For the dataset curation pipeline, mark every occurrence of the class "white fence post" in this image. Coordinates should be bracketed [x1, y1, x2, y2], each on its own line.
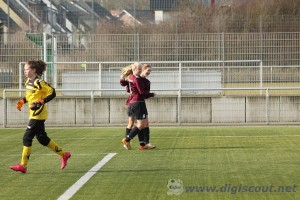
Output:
[260, 60, 263, 96]
[178, 62, 182, 125]
[265, 88, 269, 124]
[91, 90, 95, 126]
[3, 90, 7, 128]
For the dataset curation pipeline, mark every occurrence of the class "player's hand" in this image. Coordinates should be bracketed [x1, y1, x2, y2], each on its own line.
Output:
[16, 98, 26, 111]
[30, 100, 44, 111]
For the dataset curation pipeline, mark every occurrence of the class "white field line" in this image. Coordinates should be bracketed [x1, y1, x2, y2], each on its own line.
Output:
[57, 153, 117, 200]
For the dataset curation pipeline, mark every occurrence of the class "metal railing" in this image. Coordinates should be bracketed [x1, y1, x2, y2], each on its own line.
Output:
[16, 60, 263, 95]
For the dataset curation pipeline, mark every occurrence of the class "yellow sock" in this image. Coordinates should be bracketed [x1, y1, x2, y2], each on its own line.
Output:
[47, 140, 65, 157]
[21, 146, 32, 168]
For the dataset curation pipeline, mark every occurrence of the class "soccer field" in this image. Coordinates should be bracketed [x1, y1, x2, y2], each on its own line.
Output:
[0, 126, 299, 200]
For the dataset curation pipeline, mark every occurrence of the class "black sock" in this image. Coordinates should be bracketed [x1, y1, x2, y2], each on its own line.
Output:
[144, 127, 150, 144]
[126, 126, 141, 142]
[125, 128, 131, 137]
[138, 129, 145, 146]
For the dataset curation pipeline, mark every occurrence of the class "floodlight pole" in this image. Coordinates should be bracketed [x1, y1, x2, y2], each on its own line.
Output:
[43, 32, 47, 82]
[53, 35, 58, 88]
[19, 62, 22, 96]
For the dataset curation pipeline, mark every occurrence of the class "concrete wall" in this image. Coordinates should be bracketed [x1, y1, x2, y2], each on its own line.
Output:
[2, 96, 300, 127]
[212, 97, 245, 123]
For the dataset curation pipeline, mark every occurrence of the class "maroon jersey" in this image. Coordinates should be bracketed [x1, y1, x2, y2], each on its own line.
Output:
[140, 77, 153, 99]
[128, 74, 154, 104]
[120, 79, 131, 106]
[120, 79, 130, 93]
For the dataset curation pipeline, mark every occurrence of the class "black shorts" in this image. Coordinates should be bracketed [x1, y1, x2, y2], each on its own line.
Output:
[23, 119, 50, 146]
[127, 106, 134, 117]
[130, 101, 148, 120]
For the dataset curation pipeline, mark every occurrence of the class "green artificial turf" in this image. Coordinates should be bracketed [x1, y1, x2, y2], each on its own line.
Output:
[0, 126, 299, 200]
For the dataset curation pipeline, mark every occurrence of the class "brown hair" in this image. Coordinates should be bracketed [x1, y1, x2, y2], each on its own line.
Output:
[27, 60, 47, 76]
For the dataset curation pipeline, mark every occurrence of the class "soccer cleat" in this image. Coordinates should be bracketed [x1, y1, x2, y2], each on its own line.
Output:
[146, 143, 156, 149]
[139, 145, 146, 150]
[61, 151, 71, 169]
[122, 138, 132, 150]
[139, 143, 156, 150]
[10, 164, 27, 173]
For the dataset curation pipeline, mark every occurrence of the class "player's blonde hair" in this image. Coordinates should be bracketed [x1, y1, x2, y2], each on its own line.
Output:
[121, 65, 133, 78]
[142, 63, 151, 70]
[121, 62, 141, 78]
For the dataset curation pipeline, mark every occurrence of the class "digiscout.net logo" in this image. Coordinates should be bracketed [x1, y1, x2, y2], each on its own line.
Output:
[167, 179, 184, 195]
[166, 179, 297, 196]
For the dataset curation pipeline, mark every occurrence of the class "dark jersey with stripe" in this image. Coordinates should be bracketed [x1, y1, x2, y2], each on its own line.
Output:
[128, 74, 154, 104]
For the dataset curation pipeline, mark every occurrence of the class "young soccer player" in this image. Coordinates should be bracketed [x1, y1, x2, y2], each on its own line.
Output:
[139, 64, 156, 148]
[121, 63, 156, 150]
[120, 64, 136, 138]
[10, 60, 71, 173]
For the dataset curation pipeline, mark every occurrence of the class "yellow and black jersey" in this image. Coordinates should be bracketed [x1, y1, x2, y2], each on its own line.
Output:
[24, 77, 56, 120]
